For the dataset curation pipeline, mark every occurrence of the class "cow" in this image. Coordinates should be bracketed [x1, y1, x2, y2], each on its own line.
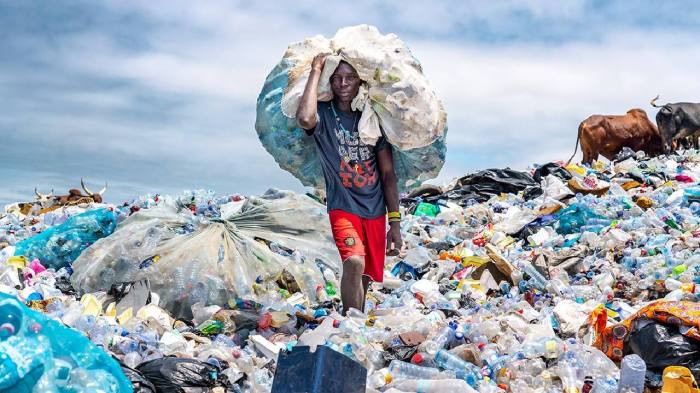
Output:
[567, 108, 662, 164]
[3, 179, 107, 217]
[651, 95, 700, 153]
[37, 179, 106, 206]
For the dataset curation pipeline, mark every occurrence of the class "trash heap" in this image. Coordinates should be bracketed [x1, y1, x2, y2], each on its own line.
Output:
[0, 148, 699, 392]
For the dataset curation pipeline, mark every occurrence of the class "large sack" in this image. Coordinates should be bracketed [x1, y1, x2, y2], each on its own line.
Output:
[255, 24, 447, 191]
[13, 208, 117, 269]
[70, 190, 341, 319]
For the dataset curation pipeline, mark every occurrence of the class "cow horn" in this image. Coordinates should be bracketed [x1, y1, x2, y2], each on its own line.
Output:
[48, 189, 54, 198]
[81, 178, 94, 196]
[97, 182, 107, 196]
[35, 188, 41, 198]
[650, 95, 661, 108]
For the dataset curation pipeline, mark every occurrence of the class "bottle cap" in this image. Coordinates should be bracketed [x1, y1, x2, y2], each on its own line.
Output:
[411, 353, 423, 364]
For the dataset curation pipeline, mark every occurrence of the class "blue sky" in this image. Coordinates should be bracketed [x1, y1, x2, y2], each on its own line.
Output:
[2, 1, 699, 206]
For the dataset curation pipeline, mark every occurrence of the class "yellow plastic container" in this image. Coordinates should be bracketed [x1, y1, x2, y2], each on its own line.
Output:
[662, 366, 699, 393]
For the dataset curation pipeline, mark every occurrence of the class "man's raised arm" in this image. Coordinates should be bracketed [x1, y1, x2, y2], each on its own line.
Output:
[296, 53, 328, 133]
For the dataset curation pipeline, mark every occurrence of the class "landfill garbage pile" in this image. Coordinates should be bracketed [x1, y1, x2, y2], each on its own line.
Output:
[255, 24, 447, 191]
[0, 148, 698, 392]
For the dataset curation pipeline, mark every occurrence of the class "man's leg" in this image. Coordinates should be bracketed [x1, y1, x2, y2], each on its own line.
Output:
[341, 255, 365, 315]
[361, 275, 372, 311]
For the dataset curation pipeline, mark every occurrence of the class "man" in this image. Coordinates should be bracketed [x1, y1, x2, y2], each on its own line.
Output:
[296, 53, 402, 314]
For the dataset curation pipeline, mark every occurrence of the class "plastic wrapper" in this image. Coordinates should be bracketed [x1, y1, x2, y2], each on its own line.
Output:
[70, 190, 341, 318]
[0, 293, 131, 392]
[13, 208, 117, 269]
[255, 24, 446, 191]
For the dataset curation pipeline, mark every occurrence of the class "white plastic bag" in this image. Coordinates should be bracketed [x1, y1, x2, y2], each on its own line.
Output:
[280, 25, 446, 150]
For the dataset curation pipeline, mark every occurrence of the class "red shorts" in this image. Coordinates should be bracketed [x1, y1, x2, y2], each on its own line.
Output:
[328, 209, 386, 282]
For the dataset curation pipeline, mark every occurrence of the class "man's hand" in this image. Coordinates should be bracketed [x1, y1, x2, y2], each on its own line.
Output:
[311, 53, 330, 72]
[386, 223, 402, 256]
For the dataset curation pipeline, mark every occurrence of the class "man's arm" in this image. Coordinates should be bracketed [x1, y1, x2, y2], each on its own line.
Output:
[296, 53, 328, 133]
[377, 146, 403, 255]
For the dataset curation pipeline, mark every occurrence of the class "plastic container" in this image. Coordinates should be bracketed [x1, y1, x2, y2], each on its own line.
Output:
[271, 346, 367, 393]
[618, 354, 646, 393]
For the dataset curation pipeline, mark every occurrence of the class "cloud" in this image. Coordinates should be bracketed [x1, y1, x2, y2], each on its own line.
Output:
[411, 30, 700, 183]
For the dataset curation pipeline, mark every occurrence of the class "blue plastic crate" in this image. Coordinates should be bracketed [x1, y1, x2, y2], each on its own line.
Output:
[272, 346, 367, 393]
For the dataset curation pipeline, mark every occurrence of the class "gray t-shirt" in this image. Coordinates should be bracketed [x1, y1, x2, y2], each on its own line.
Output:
[308, 101, 389, 218]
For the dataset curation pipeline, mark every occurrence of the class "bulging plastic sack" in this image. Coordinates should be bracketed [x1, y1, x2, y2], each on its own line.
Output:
[13, 208, 117, 269]
[280, 25, 446, 150]
[255, 24, 447, 191]
[0, 292, 131, 392]
[71, 190, 341, 318]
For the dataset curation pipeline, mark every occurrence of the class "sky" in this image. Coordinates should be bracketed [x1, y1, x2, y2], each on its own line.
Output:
[1, 0, 700, 206]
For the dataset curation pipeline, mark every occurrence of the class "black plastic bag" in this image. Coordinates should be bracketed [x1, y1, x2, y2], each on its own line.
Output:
[436, 168, 541, 205]
[627, 322, 700, 380]
[383, 344, 418, 362]
[118, 359, 157, 393]
[533, 162, 572, 183]
[137, 357, 227, 393]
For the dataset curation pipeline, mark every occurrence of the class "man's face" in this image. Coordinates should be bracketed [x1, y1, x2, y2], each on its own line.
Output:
[330, 61, 361, 102]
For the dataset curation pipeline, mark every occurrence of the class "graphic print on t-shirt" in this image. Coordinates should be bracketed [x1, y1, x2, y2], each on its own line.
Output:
[334, 125, 378, 189]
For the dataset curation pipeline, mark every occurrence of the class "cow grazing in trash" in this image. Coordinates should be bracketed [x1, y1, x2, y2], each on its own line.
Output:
[568, 108, 663, 164]
[4, 188, 55, 217]
[4, 179, 107, 216]
[651, 95, 700, 153]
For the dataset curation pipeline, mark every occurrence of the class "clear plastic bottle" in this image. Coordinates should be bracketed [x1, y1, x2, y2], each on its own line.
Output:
[423, 326, 455, 355]
[617, 354, 645, 393]
[388, 379, 475, 393]
[434, 349, 480, 387]
[388, 360, 446, 380]
[593, 377, 618, 393]
[558, 361, 582, 393]
[518, 260, 549, 290]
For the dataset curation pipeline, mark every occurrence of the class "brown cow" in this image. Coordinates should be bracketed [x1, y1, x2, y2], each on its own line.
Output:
[567, 108, 663, 164]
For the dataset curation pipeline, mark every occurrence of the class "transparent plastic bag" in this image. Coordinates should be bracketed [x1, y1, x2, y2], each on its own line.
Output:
[0, 293, 131, 392]
[71, 190, 341, 318]
[13, 208, 117, 269]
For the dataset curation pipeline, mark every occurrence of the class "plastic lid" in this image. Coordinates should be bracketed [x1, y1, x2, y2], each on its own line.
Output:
[411, 353, 423, 364]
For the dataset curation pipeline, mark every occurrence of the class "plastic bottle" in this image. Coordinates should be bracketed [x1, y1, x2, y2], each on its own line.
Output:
[388, 360, 447, 380]
[434, 349, 480, 387]
[617, 354, 645, 393]
[388, 379, 476, 393]
[423, 325, 455, 355]
[558, 361, 582, 393]
[171, 267, 185, 295]
[518, 261, 549, 290]
[593, 377, 618, 393]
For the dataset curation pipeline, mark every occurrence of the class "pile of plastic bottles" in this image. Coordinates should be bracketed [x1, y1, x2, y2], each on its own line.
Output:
[0, 149, 699, 392]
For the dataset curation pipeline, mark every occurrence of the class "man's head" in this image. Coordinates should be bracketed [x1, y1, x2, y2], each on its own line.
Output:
[330, 60, 362, 104]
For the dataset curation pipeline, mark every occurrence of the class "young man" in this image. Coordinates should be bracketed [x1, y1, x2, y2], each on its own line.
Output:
[296, 53, 402, 314]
